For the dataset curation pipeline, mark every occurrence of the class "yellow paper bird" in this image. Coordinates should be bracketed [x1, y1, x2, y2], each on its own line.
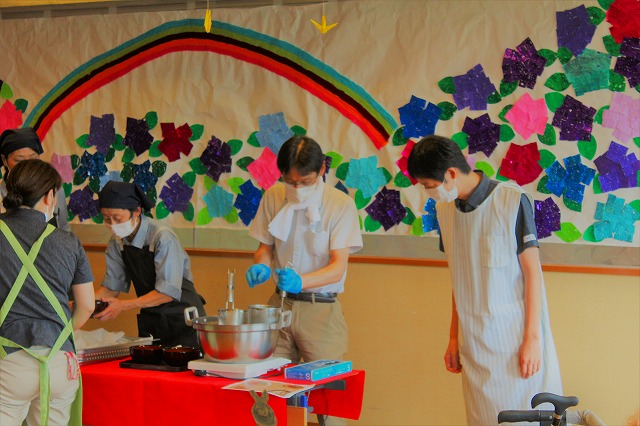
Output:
[204, 9, 212, 33]
[311, 15, 338, 34]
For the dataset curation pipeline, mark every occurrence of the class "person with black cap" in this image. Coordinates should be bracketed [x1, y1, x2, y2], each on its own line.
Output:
[0, 127, 71, 232]
[93, 180, 206, 348]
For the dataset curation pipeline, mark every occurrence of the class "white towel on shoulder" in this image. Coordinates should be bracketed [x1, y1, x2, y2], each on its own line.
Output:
[268, 179, 324, 241]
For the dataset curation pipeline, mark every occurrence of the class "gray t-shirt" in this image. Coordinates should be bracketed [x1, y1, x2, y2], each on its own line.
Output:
[0, 208, 93, 354]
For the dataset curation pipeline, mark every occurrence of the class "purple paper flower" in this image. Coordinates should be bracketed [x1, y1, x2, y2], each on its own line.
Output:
[453, 64, 496, 111]
[594, 141, 640, 192]
[160, 173, 193, 213]
[534, 197, 561, 239]
[502, 38, 547, 89]
[234, 180, 263, 226]
[68, 187, 100, 222]
[200, 135, 232, 182]
[614, 37, 640, 88]
[365, 187, 406, 231]
[133, 160, 158, 193]
[123, 117, 153, 156]
[551, 95, 596, 141]
[462, 114, 500, 157]
[556, 5, 596, 56]
[88, 114, 115, 155]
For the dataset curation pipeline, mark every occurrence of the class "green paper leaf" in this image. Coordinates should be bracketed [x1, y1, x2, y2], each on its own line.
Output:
[364, 215, 382, 232]
[113, 134, 126, 151]
[499, 125, 515, 142]
[554, 222, 582, 243]
[88, 178, 101, 193]
[224, 207, 239, 224]
[475, 161, 495, 177]
[537, 49, 557, 67]
[545, 72, 570, 91]
[594, 105, 609, 125]
[227, 139, 243, 156]
[189, 124, 205, 141]
[586, 6, 606, 26]
[156, 202, 170, 219]
[437, 101, 457, 121]
[499, 80, 518, 97]
[451, 132, 468, 150]
[196, 207, 213, 225]
[487, 91, 502, 104]
[152, 161, 167, 178]
[189, 157, 208, 175]
[402, 207, 416, 225]
[120, 163, 133, 182]
[592, 174, 603, 194]
[76, 134, 90, 149]
[182, 203, 195, 221]
[597, 0, 615, 11]
[410, 217, 424, 236]
[537, 175, 552, 194]
[335, 162, 349, 180]
[62, 183, 72, 198]
[498, 105, 513, 123]
[236, 156, 254, 172]
[122, 148, 135, 164]
[72, 171, 86, 186]
[380, 167, 392, 184]
[71, 154, 80, 170]
[392, 127, 409, 146]
[91, 214, 104, 225]
[634, 137, 640, 149]
[394, 171, 413, 188]
[0, 82, 13, 99]
[609, 70, 626, 92]
[227, 177, 244, 194]
[291, 125, 306, 136]
[557, 47, 573, 64]
[545, 92, 565, 113]
[14, 98, 28, 112]
[182, 171, 196, 188]
[145, 111, 158, 130]
[538, 124, 557, 146]
[354, 190, 371, 210]
[563, 197, 582, 212]
[203, 176, 215, 192]
[326, 151, 343, 168]
[538, 149, 556, 169]
[495, 167, 509, 182]
[105, 147, 116, 162]
[582, 224, 602, 242]
[149, 141, 162, 157]
[247, 131, 261, 147]
[437, 76, 456, 94]
[578, 135, 597, 160]
[67, 211, 76, 223]
[602, 35, 621, 56]
[146, 187, 157, 204]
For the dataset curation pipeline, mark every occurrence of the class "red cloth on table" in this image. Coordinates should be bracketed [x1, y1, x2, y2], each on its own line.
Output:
[81, 359, 364, 426]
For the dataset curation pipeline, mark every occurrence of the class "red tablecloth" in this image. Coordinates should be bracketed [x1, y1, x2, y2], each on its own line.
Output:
[81, 359, 365, 426]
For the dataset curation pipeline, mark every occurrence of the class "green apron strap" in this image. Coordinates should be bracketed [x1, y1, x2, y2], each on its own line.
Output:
[0, 220, 81, 426]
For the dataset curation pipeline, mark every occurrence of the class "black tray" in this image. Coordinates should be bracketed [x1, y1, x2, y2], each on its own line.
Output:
[119, 359, 188, 372]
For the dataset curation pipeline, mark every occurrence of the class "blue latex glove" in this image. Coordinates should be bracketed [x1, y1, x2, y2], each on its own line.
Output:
[275, 268, 302, 294]
[246, 264, 271, 288]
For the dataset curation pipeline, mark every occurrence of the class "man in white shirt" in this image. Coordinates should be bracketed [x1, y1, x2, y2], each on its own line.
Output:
[247, 136, 363, 366]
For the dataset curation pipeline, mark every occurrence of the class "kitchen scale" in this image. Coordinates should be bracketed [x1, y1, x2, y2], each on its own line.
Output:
[188, 357, 290, 379]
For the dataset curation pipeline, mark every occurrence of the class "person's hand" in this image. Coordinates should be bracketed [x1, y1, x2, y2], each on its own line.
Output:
[92, 297, 123, 321]
[444, 339, 462, 373]
[275, 268, 302, 294]
[518, 336, 541, 378]
[246, 264, 272, 288]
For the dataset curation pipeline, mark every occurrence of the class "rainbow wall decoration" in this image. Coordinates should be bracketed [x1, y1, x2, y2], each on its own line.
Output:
[24, 19, 398, 150]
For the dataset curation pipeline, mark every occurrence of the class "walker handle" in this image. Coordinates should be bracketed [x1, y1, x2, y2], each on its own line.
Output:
[531, 392, 579, 415]
[498, 410, 555, 423]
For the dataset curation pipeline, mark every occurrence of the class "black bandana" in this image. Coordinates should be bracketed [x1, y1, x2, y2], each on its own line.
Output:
[0, 128, 44, 158]
[98, 181, 155, 211]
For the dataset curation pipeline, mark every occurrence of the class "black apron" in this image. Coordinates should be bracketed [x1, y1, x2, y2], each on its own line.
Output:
[121, 245, 206, 348]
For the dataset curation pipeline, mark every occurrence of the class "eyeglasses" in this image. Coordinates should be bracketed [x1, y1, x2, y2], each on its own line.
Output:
[282, 173, 319, 188]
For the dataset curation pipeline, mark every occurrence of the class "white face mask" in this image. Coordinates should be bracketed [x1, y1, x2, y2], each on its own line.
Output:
[108, 216, 138, 239]
[285, 182, 318, 204]
[426, 178, 458, 203]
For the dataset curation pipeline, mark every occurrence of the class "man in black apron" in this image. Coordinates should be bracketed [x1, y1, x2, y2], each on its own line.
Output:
[93, 181, 205, 348]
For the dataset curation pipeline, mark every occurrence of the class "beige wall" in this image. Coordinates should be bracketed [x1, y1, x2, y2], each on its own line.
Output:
[83, 250, 640, 425]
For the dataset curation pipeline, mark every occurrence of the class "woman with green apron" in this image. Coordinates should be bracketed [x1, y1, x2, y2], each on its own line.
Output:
[94, 181, 206, 348]
[0, 159, 94, 426]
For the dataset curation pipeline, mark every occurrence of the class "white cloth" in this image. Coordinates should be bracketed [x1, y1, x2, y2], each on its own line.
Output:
[268, 179, 324, 241]
[249, 182, 362, 294]
[437, 182, 562, 425]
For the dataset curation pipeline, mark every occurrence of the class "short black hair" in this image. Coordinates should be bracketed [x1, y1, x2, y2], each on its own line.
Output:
[407, 135, 472, 181]
[277, 136, 325, 176]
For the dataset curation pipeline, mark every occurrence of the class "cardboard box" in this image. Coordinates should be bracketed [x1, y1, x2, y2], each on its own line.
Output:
[284, 360, 352, 381]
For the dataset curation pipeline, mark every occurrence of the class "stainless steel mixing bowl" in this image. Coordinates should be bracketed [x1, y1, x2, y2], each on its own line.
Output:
[184, 307, 291, 363]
